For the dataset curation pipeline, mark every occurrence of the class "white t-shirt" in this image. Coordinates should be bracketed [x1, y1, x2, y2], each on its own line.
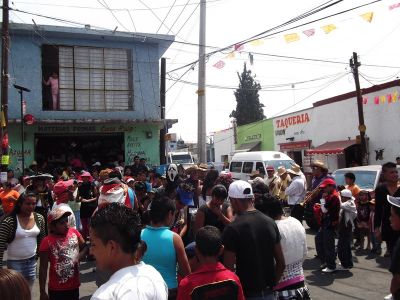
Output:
[51, 202, 76, 229]
[91, 262, 168, 300]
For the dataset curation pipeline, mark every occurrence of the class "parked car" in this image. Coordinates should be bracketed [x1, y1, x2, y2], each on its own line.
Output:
[229, 151, 294, 181]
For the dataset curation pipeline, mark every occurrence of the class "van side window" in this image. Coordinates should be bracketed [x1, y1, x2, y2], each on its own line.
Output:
[230, 162, 243, 173]
[256, 162, 265, 175]
[242, 162, 254, 174]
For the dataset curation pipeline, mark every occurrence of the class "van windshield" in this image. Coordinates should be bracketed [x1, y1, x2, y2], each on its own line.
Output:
[171, 154, 193, 164]
[264, 160, 294, 170]
[333, 170, 378, 190]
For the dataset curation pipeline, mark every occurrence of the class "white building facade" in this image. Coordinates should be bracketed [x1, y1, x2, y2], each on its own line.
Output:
[213, 127, 235, 163]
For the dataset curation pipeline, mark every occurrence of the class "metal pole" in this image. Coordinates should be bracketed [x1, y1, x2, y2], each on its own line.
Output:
[19, 90, 25, 175]
[1, 0, 10, 172]
[160, 57, 167, 165]
[350, 52, 367, 165]
[197, 0, 207, 163]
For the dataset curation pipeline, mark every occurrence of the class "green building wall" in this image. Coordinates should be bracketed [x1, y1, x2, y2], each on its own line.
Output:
[236, 119, 275, 151]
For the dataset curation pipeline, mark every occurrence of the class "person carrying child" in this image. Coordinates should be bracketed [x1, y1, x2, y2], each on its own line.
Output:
[39, 209, 88, 300]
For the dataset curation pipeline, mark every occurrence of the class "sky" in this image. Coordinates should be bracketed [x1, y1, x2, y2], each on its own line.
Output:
[7, 0, 400, 142]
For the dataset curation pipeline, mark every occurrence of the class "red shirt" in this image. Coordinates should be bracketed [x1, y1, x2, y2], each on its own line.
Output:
[323, 191, 341, 227]
[177, 262, 245, 300]
[39, 228, 82, 291]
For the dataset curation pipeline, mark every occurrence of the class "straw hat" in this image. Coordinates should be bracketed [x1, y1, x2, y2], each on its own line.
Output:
[287, 164, 302, 176]
[277, 166, 287, 176]
[311, 160, 328, 171]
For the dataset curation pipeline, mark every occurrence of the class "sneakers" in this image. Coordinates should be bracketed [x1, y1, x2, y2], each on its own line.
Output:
[336, 265, 349, 271]
[320, 263, 327, 269]
[384, 294, 393, 300]
[322, 267, 336, 273]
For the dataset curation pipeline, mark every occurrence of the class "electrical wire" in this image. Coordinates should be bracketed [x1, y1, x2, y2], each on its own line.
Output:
[96, 0, 131, 32]
[156, 0, 178, 34]
[174, 1, 200, 37]
[167, 0, 192, 35]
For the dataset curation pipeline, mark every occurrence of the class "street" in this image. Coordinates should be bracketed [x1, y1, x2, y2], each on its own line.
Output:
[28, 225, 392, 300]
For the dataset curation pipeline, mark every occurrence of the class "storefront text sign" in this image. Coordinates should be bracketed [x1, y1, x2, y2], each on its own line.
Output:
[276, 113, 310, 129]
[244, 133, 261, 142]
[37, 125, 134, 133]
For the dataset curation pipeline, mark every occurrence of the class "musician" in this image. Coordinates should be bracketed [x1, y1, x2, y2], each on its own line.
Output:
[264, 165, 279, 197]
[277, 166, 291, 205]
[285, 165, 306, 222]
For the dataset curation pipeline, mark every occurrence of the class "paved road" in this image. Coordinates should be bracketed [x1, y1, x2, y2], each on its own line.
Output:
[29, 227, 391, 300]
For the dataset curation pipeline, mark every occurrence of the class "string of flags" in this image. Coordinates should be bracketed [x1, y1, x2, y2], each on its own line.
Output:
[362, 90, 400, 105]
[211, 2, 400, 69]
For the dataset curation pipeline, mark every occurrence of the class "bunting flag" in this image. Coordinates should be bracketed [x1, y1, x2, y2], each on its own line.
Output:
[363, 97, 368, 104]
[321, 24, 337, 34]
[0, 111, 5, 128]
[374, 96, 379, 105]
[284, 33, 300, 43]
[389, 3, 400, 10]
[213, 60, 225, 69]
[393, 90, 399, 102]
[303, 29, 315, 37]
[224, 52, 235, 59]
[249, 39, 264, 46]
[387, 93, 393, 103]
[380, 95, 386, 103]
[361, 12, 374, 23]
[234, 43, 244, 51]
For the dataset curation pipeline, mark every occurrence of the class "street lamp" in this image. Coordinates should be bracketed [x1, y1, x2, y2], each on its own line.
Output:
[13, 84, 30, 175]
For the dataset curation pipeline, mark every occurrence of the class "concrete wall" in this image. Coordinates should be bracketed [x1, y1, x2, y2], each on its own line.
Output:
[213, 128, 234, 163]
[7, 30, 161, 120]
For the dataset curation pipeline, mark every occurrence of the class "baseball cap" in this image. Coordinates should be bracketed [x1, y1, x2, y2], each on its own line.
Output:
[81, 171, 91, 177]
[47, 208, 71, 224]
[319, 178, 336, 188]
[185, 242, 196, 259]
[266, 165, 275, 171]
[126, 177, 134, 183]
[340, 189, 354, 200]
[53, 179, 75, 196]
[228, 180, 254, 199]
[388, 195, 400, 208]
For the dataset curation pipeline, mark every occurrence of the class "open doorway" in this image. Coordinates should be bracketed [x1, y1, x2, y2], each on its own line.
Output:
[35, 133, 124, 169]
[42, 45, 59, 110]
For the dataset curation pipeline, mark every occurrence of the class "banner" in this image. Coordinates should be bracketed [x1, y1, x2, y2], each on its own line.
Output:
[284, 33, 300, 43]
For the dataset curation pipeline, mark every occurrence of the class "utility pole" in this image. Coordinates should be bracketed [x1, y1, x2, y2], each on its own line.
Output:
[159, 57, 166, 165]
[197, 0, 207, 163]
[1, 0, 10, 176]
[350, 52, 368, 165]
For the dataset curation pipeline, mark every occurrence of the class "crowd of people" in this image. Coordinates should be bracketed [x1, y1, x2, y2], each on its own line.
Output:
[0, 156, 399, 300]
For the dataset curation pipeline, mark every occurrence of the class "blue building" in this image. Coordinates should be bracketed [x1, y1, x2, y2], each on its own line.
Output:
[5, 23, 174, 172]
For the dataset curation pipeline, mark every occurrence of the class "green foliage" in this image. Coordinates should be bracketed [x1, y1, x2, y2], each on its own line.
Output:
[230, 63, 265, 126]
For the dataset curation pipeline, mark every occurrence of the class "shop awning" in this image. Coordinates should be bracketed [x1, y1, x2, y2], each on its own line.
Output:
[235, 141, 261, 152]
[306, 139, 357, 155]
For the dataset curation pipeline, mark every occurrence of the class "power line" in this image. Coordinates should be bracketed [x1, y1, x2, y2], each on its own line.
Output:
[175, 2, 200, 37]
[96, 0, 131, 32]
[156, 0, 178, 34]
[167, 0, 192, 35]
[12, 0, 224, 11]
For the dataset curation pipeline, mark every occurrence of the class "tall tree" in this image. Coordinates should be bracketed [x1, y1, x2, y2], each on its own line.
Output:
[230, 63, 265, 126]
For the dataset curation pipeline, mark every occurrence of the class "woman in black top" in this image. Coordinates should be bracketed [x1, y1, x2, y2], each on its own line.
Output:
[78, 173, 97, 241]
[193, 185, 232, 235]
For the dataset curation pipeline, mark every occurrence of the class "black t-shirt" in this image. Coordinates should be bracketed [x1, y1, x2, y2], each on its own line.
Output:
[222, 209, 281, 295]
[198, 204, 225, 232]
[79, 182, 97, 218]
[390, 238, 400, 274]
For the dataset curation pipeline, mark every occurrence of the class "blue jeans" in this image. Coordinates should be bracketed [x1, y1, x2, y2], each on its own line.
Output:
[7, 255, 37, 282]
[337, 228, 353, 268]
[315, 223, 337, 269]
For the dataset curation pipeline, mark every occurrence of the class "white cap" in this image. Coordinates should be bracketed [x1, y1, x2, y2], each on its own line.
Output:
[340, 189, 355, 200]
[228, 180, 254, 199]
[388, 195, 400, 208]
[92, 162, 101, 166]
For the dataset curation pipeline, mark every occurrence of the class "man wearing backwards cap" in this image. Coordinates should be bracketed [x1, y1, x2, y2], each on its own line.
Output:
[222, 180, 285, 299]
[314, 178, 341, 273]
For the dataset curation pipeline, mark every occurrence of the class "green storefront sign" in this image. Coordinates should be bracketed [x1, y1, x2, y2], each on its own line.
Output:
[236, 119, 274, 151]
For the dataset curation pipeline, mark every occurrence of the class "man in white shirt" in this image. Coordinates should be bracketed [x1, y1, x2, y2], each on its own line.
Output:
[285, 165, 306, 223]
[90, 203, 168, 300]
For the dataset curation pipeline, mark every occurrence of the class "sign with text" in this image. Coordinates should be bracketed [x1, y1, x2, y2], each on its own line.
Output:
[275, 113, 310, 129]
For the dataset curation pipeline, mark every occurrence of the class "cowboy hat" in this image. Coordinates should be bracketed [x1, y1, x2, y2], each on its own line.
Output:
[287, 164, 302, 176]
[277, 166, 287, 176]
[311, 160, 328, 171]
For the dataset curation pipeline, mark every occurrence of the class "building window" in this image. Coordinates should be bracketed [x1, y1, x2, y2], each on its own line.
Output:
[42, 45, 133, 111]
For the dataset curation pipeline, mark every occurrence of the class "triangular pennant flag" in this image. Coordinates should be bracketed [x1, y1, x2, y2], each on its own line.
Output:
[387, 94, 393, 103]
[374, 96, 380, 105]
[380, 95, 386, 104]
[363, 97, 368, 105]
[303, 29, 315, 37]
[361, 12, 374, 23]
[389, 3, 400, 10]
[234, 43, 244, 51]
[321, 24, 337, 34]
[224, 52, 235, 59]
[249, 39, 264, 46]
[284, 33, 300, 43]
[213, 60, 225, 69]
[0, 111, 5, 128]
[393, 90, 399, 102]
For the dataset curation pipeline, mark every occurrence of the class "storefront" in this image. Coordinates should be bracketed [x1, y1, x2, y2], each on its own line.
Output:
[8, 121, 161, 173]
[235, 119, 274, 152]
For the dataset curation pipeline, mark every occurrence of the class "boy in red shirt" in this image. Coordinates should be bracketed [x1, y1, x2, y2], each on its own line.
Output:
[178, 226, 245, 300]
[39, 209, 88, 300]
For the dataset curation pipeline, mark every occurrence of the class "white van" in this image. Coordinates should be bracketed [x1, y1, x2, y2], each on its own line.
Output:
[229, 151, 294, 181]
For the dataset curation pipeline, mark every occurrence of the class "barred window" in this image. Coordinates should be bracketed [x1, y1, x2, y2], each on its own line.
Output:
[42, 45, 133, 111]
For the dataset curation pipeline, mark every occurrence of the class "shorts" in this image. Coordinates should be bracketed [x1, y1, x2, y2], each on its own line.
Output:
[7, 256, 37, 282]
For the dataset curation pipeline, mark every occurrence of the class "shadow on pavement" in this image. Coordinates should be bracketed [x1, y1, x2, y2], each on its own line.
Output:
[306, 269, 353, 287]
[375, 256, 391, 269]
[303, 257, 321, 270]
[80, 296, 92, 300]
